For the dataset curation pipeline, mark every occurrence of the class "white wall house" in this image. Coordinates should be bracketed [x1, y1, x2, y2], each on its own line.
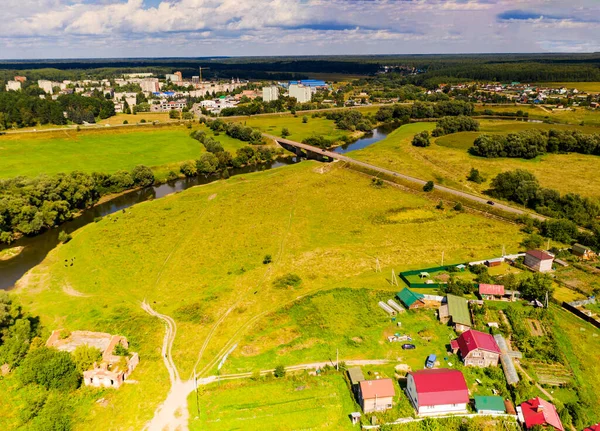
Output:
[5, 80, 21, 91]
[406, 369, 469, 416]
[289, 84, 312, 103]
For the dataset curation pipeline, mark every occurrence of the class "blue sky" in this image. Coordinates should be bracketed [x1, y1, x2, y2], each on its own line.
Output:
[0, 0, 598, 59]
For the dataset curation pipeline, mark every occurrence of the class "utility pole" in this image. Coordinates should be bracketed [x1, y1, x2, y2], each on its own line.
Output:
[391, 269, 398, 286]
[441, 251, 445, 267]
[336, 348, 339, 371]
[195, 373, 200, 416]
[375, 258, 381, 273]
[502, 244, 506, 257]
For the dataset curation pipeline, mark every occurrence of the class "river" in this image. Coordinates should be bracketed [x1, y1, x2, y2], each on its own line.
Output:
[0, 126, 393, 290]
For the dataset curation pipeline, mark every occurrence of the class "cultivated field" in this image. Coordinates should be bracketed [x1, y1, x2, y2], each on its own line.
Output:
[12, 161, 524, 429]
[350, 121, 600, 199]
[0, 124, 248, 180]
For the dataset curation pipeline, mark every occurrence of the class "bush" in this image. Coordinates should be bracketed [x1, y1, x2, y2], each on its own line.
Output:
[302, 116, 308, 123]
[436, 200, 444, 210]
[180, 161, 197, 177]
[72, 345, 102, 373]
[123, 120, 128, 125]
[131, 165, 155, 187]
[453, 202, 463, 211]
[281, 127, 290, 138]
[58, 231, 72, 243]
[467, 168, 485, 184]
[274, 364, 286, 378]
[423, 181, 434, 192]
[412, 131, 431, 147]
[19, 347, 81, 391]
[273, 273, 302, 289]
[263, 254, 272, 264]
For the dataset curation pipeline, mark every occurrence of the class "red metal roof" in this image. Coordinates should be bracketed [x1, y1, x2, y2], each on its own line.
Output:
[584, 425, 600, 431]
[450, 339, 459, 350]
[526, 250, 554, 261]
[520, 397, 564, 431]
[410, 369, 469, 406]
[457, 329, 501, 356]
[359, 379, 395, 399]
[479, 284, 505, 296]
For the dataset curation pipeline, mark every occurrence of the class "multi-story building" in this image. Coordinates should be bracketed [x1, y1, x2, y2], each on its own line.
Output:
[38, 80, 55, 94]
[262, 86, 279, 102]
[5, 80, 21, 91]
[289, 84, 312, 103]
[14, 76, 27, 83]
[140, 78, 160, 93]
[165, 74, 179, 82]
[174, 71, 183, 82]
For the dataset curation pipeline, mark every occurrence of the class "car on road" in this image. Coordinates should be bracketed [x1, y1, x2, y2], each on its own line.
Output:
[425, 354, 436, 368]
[402, 344, 416, 350]
[487, 200, 495, 205]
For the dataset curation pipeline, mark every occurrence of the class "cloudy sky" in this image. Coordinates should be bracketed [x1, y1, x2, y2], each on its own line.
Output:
[1, 0, 598, 59]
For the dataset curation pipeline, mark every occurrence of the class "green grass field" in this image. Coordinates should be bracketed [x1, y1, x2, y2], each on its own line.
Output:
[475, 103, 600, 126]
[349, 121, 600, 199]
[536, 82, 600, 93]
[188, 374, 356, 431]
[0, 124, 248, 181]
[11, 161, 524, 429]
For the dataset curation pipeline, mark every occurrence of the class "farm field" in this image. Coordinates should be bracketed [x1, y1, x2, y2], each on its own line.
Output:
[96, 112, 172, 125]
[12, 161, 524, 429]
[536, 82, 600, 93]
[188, 374, 356, 431]
[349, 121, 600, 199]
[0, 123, 248, 180]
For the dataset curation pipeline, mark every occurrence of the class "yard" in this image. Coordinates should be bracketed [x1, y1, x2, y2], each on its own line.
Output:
[12, 161, 524, 430]
[349, 121, 600, 199]
[188, 374, 356, 431]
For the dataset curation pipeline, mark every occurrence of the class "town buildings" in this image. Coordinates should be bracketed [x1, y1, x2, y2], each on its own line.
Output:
[37, 80, 55, 94]
[358, 379, 395, 413]
[262, 86, 280, 102]
[289, 84, 312, 103]
[140, 78, 160, 93]
[5, 80, 21, 91]
[46, 330, 139, 389]
[519, 397, 564, 431]
[524, 250, 554, 273]
[450, 329, 501, 367]
[406, 369, 469, 416]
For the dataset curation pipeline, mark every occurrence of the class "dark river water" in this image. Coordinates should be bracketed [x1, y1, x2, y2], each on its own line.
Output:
[0, 126, 392, 290]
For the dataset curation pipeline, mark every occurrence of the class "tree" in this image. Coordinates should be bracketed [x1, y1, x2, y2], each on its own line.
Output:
[19, 347, 81, 391]
[169, 110, 180, 120]
[520, 234, 544, 250]
[58, 231, 72, 243]
[196, 153, 219, 174]
[453, 202, 463, 211]
[72, 345, 102, 373]
[423, 181, 434, 192]
[412, 131, 431, 147]
[274, 364, 286, 378]
[467, 168, 485, 184]
[302, 116, 308, 124]
[263, 254, 272, 264]
[179, 161, 197, 177]
[281, 127, 290, 138]
[131, 165, 155, 187]
[519, 273, 554, 301]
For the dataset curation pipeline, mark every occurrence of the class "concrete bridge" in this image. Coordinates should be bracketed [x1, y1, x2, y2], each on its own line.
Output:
[264, 133, 547, 222]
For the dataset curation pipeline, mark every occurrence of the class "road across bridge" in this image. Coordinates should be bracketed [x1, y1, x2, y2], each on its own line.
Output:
[264, 134, 546, 222]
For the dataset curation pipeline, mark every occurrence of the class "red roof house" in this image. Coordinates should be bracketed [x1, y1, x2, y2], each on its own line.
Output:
[454, 329, 501, 367]
[524, 250, 554, 273]
[479, 284, 505, 298]
[358, 379, 395, 413]
[520, 397, 564, 431]
[584, 425, 600, 431]
[406, 369, 469, 416]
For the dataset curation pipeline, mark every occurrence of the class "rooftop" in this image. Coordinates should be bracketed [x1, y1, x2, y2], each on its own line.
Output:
[409, 368, 469, 406]
[479, 284, 505, 296]
[457, 329, 501, 356]
[526, 250, 554, 261]
[474, 396, 506, 412]
[348, 367, 365, 385]
[359, 379, 395, 399]
[521, 397, 564, 431]
[446, 294, 472, 326]
[397, 288, 425, 307]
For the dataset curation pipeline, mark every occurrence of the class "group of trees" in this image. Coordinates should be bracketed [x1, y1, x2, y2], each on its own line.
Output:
[488, 169, 600, 242]
[323, 110, 374, 132]
[205, 119, 263, 144]
[431, 116, 479, 137]
[375, 100, 475, 123]
[0, 166, 154, 243]
[412, 131, 431, 147]
[470, 129, 600, 159]
[58, 93, 115, 124]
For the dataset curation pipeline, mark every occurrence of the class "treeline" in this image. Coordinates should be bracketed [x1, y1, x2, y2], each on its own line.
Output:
[487, 169, 600, 230]
[0, 166, 155, 243]
[323, 110, 374, 131]
[0, 90, 114, 129]
[375, 100, 474, 123]
[470, 129, 600, 159]
[186, 129, 280, 177]
[205, 119, 263, 144]
[432, 116, 479, 137]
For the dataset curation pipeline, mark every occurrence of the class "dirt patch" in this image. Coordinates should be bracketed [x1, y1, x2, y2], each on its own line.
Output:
[62, 283, 91, 297]
[278, 338, 322, 355]
[208, 193, 217, 201]
[526, 319, 545, 337]
[435, 273, 451, 282]
[240, 345, 260, 357]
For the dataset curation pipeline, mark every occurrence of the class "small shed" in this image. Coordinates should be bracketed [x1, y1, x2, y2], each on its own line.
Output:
[479, 284, 505, 300]
[456, 264, 466, 272]
[348, 367, 365, 386]
[350, 412, 361, 425]
[572, 244, 597, 261]
[474, 395, 506, 414]
[397, 288, 426, 310]
[419, 272, 430, 279]
[485, 258, 503, 268]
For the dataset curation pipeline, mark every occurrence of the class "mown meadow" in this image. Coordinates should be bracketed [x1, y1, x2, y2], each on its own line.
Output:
[10, 161, 525, 429]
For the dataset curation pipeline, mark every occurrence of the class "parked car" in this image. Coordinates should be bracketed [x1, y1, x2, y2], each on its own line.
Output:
[402, 344, 416, 350]
[487, 200, 495, 205]
[425, 354, 436, 368]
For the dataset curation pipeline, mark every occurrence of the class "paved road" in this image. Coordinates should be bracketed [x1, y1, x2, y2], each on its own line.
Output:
[265, 134, 546, 222]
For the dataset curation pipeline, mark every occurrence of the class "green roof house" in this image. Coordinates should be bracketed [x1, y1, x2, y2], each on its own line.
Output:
[397, 288, 426, 309]
[439, 294, 472, 332]
[474, 396, 506, 414]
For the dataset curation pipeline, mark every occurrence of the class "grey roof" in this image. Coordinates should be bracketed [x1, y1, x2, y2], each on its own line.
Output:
[348, 367, 365, 385]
